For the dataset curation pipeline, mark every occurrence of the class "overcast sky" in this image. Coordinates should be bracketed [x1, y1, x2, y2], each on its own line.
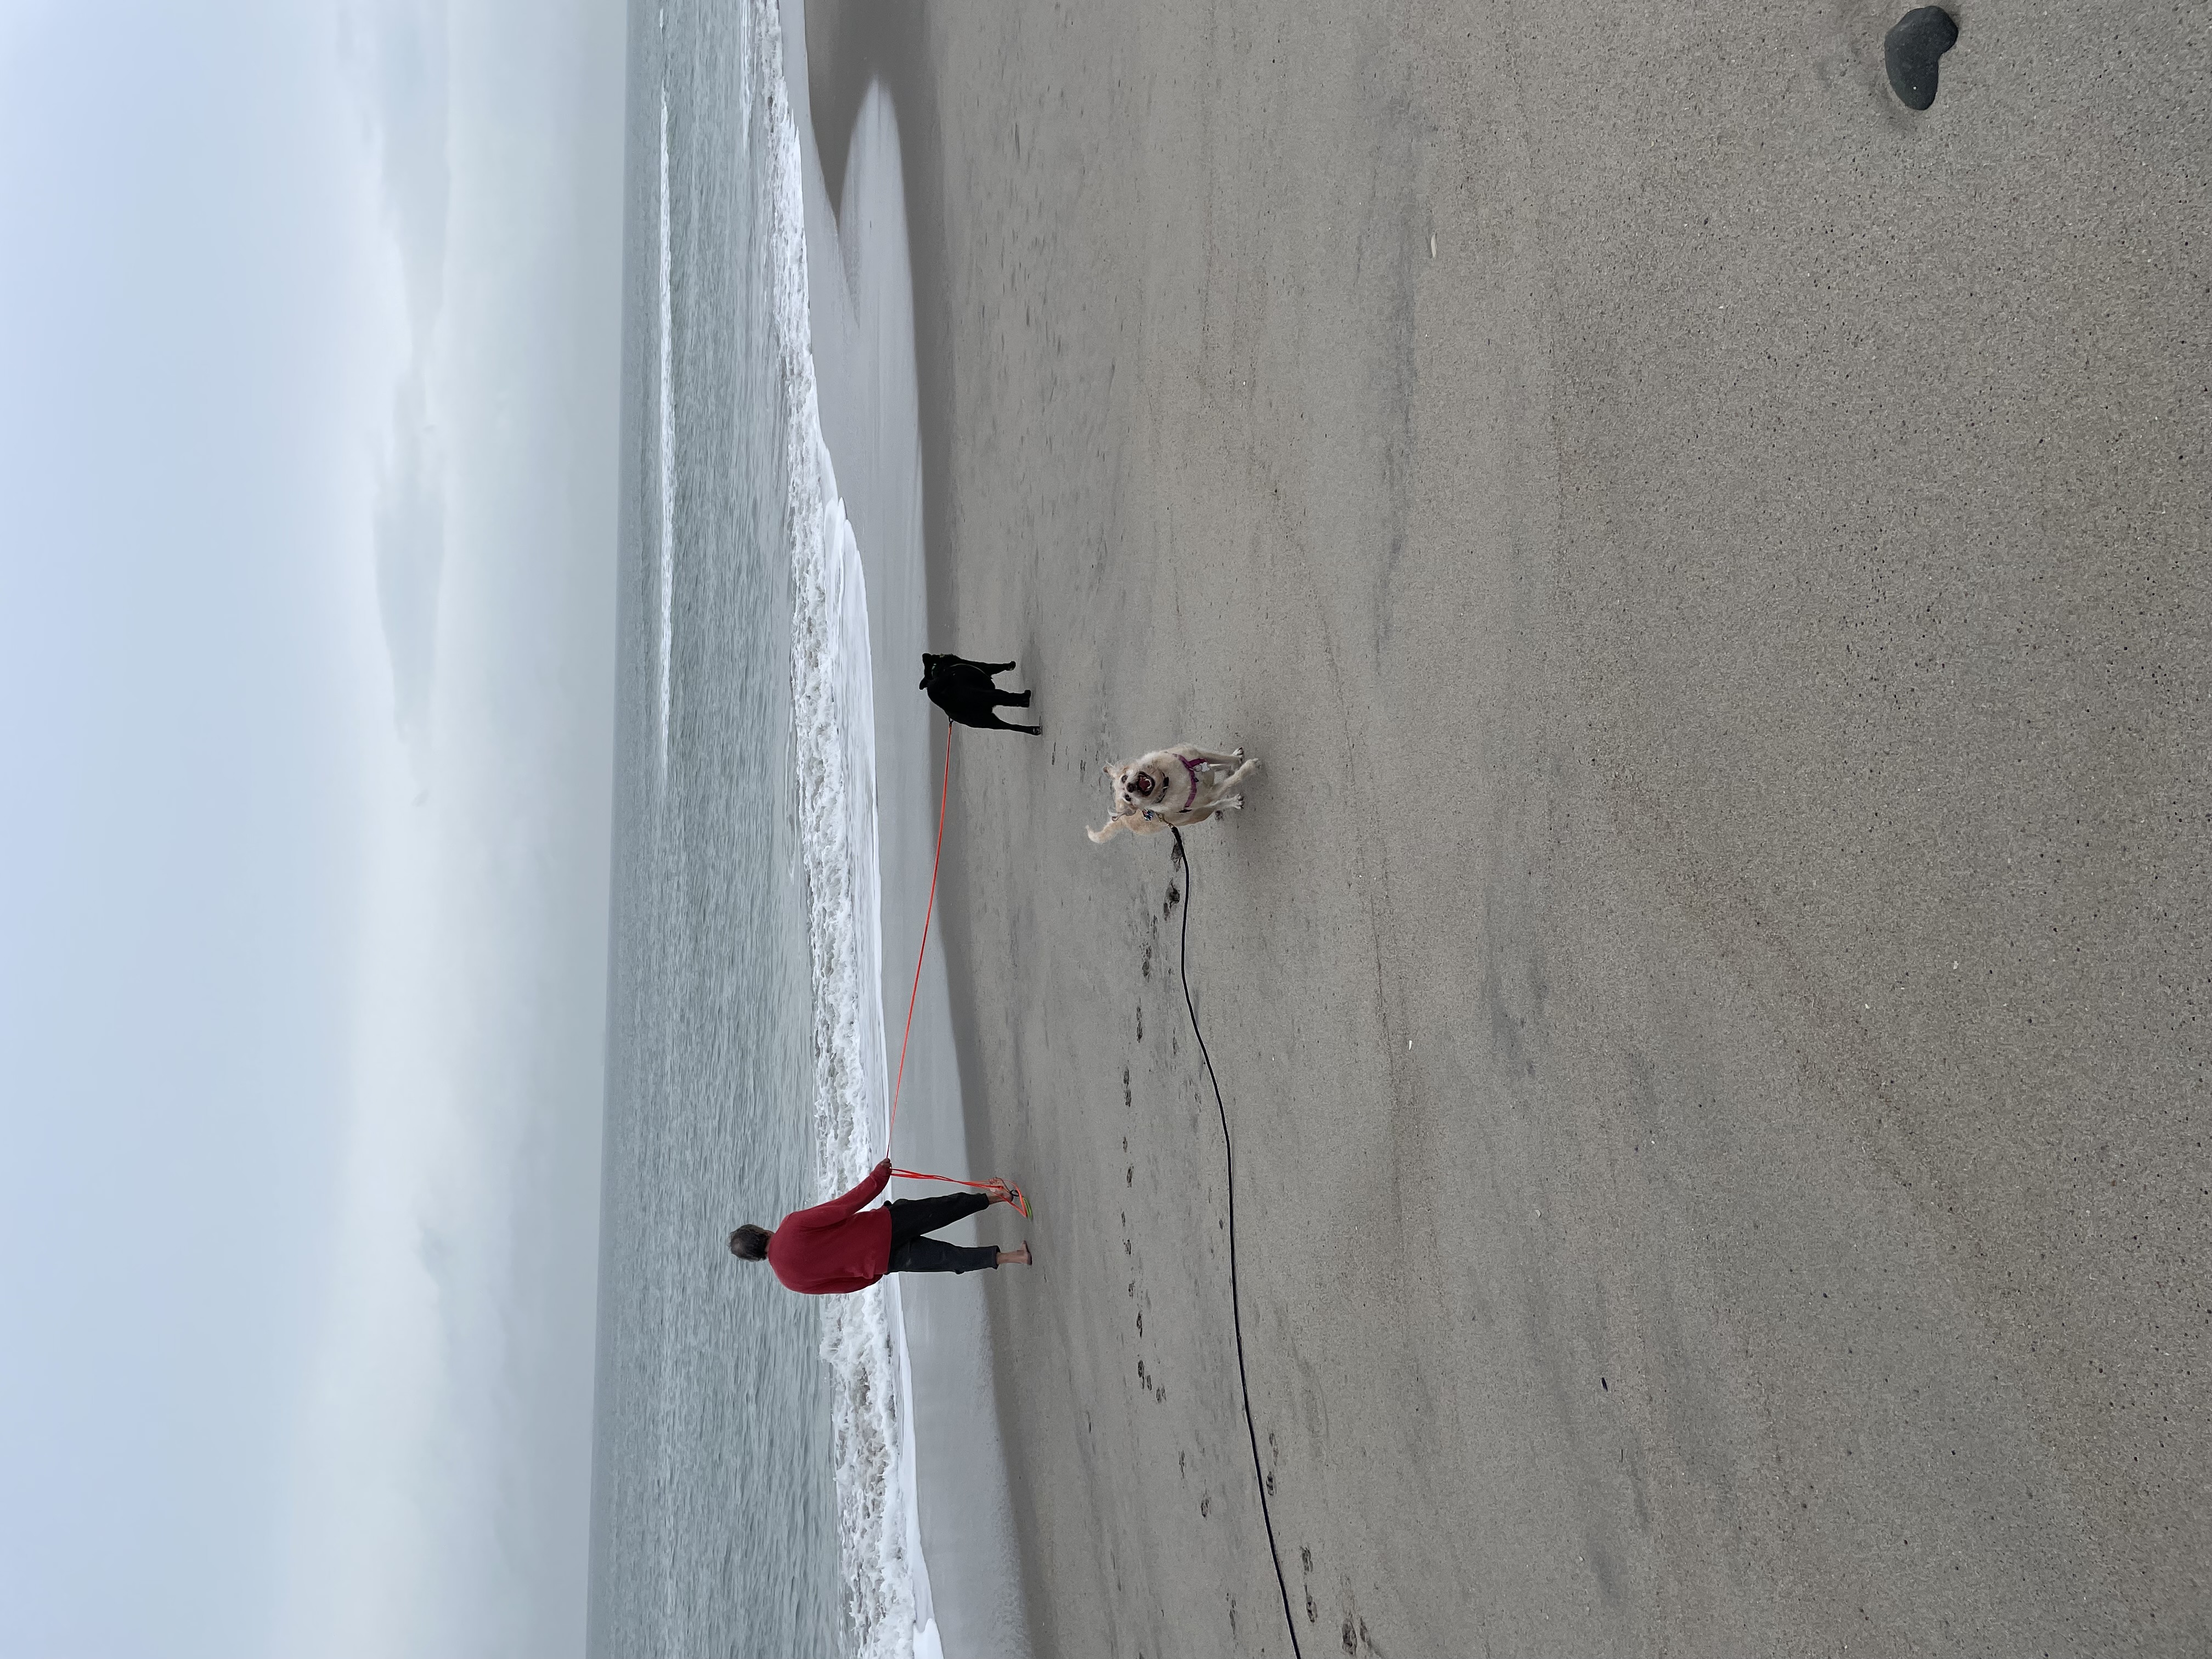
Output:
[0, 2, 625, 1655]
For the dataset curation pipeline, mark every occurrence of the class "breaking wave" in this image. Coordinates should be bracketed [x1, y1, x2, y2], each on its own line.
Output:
[757, 3, 940, 1654]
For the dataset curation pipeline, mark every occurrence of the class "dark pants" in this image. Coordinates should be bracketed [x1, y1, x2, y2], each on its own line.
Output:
[884, 1192, 997, 1274]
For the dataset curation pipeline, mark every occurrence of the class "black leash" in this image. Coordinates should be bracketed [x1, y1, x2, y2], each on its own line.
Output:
[1170, 826, 1305, 1659]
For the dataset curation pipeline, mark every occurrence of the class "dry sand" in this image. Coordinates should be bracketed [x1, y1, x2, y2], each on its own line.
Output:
[808, 1, 2209, 1652]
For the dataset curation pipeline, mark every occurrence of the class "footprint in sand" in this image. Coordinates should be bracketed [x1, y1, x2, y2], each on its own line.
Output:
[1885, 7, 1960, 111]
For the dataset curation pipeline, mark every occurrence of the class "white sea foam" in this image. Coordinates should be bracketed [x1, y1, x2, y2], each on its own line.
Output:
[758, 1, 938, 1652]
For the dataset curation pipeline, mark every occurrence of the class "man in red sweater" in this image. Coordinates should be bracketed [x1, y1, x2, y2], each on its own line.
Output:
[728, 1158, 1030, 1294]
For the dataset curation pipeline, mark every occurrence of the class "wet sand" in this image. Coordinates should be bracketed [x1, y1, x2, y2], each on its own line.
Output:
[785, 25, 1036, 1649]
[808, 1, 2210, 1652]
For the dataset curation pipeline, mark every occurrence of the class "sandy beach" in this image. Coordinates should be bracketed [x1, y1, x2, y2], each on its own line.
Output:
[806, 1, 2208, 1653]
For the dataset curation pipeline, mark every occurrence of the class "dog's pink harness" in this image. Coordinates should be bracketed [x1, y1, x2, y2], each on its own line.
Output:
[1142, 757, 1210, 822]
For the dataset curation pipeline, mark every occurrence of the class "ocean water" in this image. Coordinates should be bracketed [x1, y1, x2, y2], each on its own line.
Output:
[587, 2, 933, 1654]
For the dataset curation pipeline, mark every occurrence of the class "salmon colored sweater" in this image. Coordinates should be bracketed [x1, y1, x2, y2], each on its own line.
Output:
[766, 1160, 893, 1295]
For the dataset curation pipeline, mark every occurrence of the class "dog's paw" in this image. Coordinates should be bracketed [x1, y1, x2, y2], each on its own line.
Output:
[1233, 747, 1245, 761]
[1226, 794, 1244, 811]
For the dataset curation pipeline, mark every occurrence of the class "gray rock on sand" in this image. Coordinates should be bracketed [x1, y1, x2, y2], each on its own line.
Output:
[1886, 7, 1960, 111]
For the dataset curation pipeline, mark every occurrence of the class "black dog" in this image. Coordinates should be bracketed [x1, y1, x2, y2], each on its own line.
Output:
[919, 653, 1040, 735]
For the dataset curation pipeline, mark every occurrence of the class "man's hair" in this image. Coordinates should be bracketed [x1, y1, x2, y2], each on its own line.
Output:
[728, 1224, 771, 1261]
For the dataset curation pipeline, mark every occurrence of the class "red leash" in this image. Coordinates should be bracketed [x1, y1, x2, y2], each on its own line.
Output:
[887, 721, 950, 1146]
[891, 1166, 1030, 1218]
[882, 718, 1031, 1221]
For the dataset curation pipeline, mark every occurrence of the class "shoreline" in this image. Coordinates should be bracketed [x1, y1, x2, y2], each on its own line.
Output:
[793, 15, 1054, 1645]
[782, 5, 1035, 1654]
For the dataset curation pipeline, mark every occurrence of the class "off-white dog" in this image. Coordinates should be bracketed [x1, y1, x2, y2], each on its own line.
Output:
[1088, 746, 1259, 843]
